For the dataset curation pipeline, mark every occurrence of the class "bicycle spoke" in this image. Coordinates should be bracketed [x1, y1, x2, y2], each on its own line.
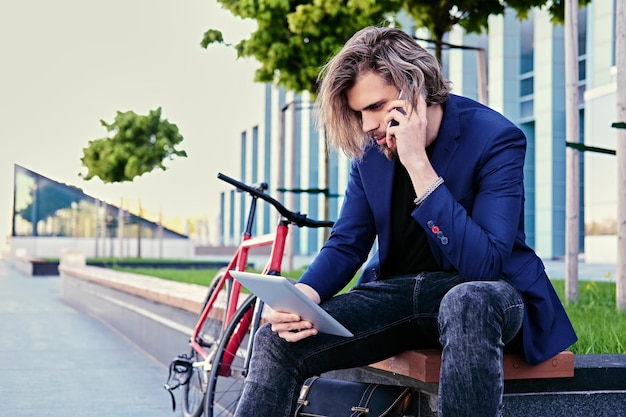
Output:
[179, 271, 228, 417]
[206, 296, 256, 417]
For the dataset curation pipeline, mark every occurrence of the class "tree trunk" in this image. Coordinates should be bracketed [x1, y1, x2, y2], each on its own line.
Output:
[564, 0, 580, 302]
[616, 0, 626, 311]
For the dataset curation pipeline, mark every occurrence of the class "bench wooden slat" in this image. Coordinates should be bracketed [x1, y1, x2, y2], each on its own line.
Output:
[369, 349, 574, 383]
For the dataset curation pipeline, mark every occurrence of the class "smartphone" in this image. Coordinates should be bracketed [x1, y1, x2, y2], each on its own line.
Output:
[387, 90, 406, 129]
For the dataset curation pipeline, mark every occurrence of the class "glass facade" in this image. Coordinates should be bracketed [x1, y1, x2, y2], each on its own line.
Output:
[219, 86, 346, 256]
[12, 164, 187, 240]
[519, 14, 534, 123]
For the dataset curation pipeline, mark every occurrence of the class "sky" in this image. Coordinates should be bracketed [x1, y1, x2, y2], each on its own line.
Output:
[0, 0, 266, 251]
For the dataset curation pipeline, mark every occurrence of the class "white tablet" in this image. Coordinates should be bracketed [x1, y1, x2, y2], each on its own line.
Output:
[229, 271, 354, 337]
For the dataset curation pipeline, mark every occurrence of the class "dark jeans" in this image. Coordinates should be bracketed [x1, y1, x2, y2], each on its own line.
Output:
[234, 272, 524, 417]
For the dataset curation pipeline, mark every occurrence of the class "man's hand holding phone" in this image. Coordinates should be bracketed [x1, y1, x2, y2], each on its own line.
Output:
[387, 90, 406, 129]
[385, 88, 431, 165]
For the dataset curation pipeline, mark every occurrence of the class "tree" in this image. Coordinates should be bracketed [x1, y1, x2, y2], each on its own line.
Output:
[80, 107, 187, 258]
[202, 0, 592, 95]
[616, 0, 626, 311]
[80, 107, 187, 183]
[202, 0, 401, 94]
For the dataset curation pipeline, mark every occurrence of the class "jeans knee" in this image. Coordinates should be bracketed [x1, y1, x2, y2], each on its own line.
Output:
[438, 280, 524, 348]
[440, 282, 494, 319]
[438, 282, 501, 343]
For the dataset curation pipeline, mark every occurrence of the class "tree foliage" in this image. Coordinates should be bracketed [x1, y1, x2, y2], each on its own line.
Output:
[404, 0, 591, 58]
[80, 107, 187, 183]
[202, 0, 402, 94]
[203, 0, 591, 94]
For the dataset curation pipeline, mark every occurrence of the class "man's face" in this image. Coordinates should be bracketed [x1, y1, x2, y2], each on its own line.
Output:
[346, 72, 400, 160]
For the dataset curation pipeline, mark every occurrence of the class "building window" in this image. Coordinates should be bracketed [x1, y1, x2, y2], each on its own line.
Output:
[520, 99, 534, 120]
[520, 15, 534, 74]
[519, 13, 534, 122]
[520, 77, 534, 97]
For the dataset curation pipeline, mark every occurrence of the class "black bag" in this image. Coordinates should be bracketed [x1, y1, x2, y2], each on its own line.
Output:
[294, 376, 414, 417]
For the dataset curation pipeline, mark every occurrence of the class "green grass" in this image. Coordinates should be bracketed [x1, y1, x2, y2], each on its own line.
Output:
[551, 279, 626, 355]
[113, 267, 222, 285]
[112, 266, 312, 285]
[114, 265, 625, 354]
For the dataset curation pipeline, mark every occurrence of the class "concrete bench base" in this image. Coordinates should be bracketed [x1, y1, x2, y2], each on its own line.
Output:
[327, 353, 626, 417]
[369, 349, 574, 383]
[13, 257, 59, 276]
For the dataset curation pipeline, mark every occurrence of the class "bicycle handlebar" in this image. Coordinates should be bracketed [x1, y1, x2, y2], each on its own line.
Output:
[217, 173, 335, 229]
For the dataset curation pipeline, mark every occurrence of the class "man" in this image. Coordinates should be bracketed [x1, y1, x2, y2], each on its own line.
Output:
[234, 26, 577, 417]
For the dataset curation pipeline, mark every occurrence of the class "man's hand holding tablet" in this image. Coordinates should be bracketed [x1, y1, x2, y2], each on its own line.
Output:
[228, 271, 354, 339]
[269, 283, 320, 342]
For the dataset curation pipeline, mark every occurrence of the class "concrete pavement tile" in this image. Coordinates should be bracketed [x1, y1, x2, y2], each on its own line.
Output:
[0, 261, 175, 417]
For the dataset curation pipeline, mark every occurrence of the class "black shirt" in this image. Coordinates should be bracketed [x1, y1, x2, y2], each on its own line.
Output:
[380, 162, 439, 278]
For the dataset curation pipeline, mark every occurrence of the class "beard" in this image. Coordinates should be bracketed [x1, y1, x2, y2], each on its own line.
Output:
[380, 143, 398, 160]
[370, 132, 399, 160]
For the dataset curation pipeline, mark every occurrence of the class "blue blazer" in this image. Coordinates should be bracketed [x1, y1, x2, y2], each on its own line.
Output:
[299, 95, 577, 364]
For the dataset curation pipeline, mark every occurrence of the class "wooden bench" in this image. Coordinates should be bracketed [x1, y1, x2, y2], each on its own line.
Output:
[369, 349, 574, 383]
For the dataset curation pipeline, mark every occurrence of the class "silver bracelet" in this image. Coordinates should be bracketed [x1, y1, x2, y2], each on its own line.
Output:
[413, 177, 444, 206]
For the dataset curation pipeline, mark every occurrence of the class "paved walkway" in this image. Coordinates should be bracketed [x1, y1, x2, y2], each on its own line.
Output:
[0, 260, 175, 417]
[542, 258, 617, 282]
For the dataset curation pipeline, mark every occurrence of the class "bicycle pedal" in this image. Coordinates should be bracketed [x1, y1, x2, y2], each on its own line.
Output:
[164, 354, 193, 391]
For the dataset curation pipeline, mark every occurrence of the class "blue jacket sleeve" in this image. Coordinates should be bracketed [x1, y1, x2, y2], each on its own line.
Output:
[414, 123, 527, 281]
[297, 161, 377, 301]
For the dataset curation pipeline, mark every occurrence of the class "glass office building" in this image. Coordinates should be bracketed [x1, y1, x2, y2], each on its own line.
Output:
[11, 164, 188, 258]
[218, 85, 348, 259]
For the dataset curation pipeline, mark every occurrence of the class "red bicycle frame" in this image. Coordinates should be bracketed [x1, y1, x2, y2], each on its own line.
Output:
[189, 214, 289, 363]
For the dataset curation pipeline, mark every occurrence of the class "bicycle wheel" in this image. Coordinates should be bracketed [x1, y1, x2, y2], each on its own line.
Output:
[181, 269, 230, 417]
[179, 348, 208, 417]
[205, 295, 259, 417]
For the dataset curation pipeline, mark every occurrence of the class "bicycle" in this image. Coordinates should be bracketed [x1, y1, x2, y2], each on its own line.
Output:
[164, 173, 334, 417]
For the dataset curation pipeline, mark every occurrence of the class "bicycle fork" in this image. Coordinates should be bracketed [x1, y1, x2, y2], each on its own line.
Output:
[216, 298, 265, 378]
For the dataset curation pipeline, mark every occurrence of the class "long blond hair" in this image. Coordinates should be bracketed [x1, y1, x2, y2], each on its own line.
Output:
[316, 26, 451, 160]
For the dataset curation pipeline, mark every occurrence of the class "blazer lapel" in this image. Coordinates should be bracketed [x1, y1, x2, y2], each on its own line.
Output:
[422, 96, 462, 268]
[429, 96, 462, 177]
[360, 148, 396, 264]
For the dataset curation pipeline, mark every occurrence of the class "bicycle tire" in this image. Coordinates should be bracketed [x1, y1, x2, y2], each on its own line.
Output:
[205, 295, 258, 417]
[180, 269, 229, 417]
